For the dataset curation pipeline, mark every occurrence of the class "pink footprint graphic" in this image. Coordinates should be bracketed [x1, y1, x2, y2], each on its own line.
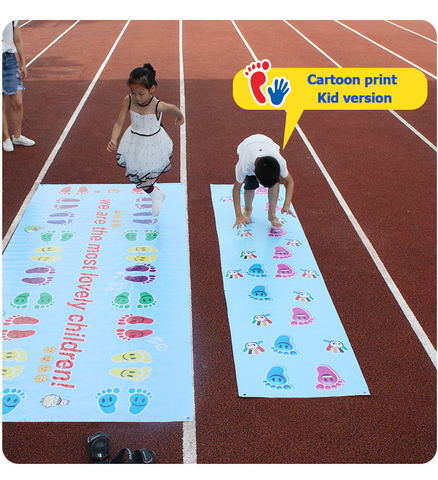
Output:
[244, 59, 271, 105]
[2, 329, 36, 341]
[315, 365, 345, 391]
[4, 315, 39, 326]
[268, 226, 286, 237]
[275, 264, 297, 278]
[118, 314, 154, 326]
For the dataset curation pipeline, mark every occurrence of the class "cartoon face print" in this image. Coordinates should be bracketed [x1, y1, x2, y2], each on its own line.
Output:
[41, 394, 63, 408]
[252, 314, 272, 326]
[37, 365, 51, 373]
[240, 250, 257, 260]
[294, 291, 314, 303]
[226, 269, 243, 279]
[243, 341, 265, 355]
[301, 269, 319, 279]
[324, 340, 348, 354]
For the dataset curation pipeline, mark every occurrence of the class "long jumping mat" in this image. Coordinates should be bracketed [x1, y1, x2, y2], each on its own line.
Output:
[2, 184, 193, 422]
[211, 184, 369, 398]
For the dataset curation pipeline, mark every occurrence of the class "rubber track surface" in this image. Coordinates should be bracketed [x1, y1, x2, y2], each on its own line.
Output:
[2, 20, 436, 464]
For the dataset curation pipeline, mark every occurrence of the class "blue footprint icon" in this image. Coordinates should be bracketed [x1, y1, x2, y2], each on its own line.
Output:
[128, 387, 153, 415]
[95, 388, 120, 414]
[2, 388, 26, 415]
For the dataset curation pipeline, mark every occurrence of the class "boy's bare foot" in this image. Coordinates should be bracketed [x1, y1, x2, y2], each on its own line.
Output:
[243, 207, 252, 224]
[268, 214, 282, 227]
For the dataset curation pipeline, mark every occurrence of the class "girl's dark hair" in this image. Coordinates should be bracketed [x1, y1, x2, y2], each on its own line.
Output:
[127, 63, 157, 89]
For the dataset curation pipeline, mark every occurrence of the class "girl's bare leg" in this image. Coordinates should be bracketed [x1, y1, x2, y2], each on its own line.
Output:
[139, 180, 165, 217]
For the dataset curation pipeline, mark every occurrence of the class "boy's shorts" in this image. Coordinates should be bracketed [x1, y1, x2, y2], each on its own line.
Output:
[244, 175, 280, 190]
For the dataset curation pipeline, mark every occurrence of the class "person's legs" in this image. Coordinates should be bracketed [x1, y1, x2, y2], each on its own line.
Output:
[3, 92, 10, 141]
[8, 90, 34, 146]
[139, 180, 166, 217]
[243, 188, 255, 223]
[267, 182, 281, 227]
[9, 90, 23, 139]
[242, 175, 259, 224]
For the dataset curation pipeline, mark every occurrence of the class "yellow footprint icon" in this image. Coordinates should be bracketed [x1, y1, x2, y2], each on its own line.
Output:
[2, 349, 27, 362]
[126, 255, 157, 263]
[31, 255, 61, 263]
[2, 365, 24, 379]
[110, 367, 152, 381]
[127, 245, 158, 253]
[34, 246, 64, 253]
[112, 350, 152, 363]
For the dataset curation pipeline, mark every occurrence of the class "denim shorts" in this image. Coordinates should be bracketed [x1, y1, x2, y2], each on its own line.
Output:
[2, 52, 24, 95]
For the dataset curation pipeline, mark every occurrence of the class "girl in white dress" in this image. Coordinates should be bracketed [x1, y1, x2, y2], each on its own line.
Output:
[108, 64, 184, 215]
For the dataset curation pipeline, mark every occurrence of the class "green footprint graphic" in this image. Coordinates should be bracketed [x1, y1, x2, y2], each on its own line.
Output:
[112, 292, 130, 309]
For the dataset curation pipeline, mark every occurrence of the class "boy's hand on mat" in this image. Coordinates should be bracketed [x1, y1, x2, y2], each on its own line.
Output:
[233, 214, 249, 229]
[281, 206, 296, 218]
[107, 140, 117, 152]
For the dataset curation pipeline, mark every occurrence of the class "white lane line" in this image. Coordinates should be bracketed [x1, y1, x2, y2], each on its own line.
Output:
[384, 20, 437, 44]
[282, 20, 342, 68]
[232, 20, 437, 368]
[231, 20, 258, 61]
[335, 20, 437, 80]
[2, 20, 131, 253]
[389, 110, 437, 152]
[283, 20, 437, 152]
[296, 124, 437, 368]
[26, 20, 80, 68]
[180, 19, 197, 465]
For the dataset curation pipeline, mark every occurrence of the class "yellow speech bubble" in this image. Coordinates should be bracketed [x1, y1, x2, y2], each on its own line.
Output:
[233, 61, 428, 149]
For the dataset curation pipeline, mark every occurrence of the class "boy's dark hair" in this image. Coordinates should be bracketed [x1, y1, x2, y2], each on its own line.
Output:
[127, 63, 157, 89]
[254, 156, 280, 188]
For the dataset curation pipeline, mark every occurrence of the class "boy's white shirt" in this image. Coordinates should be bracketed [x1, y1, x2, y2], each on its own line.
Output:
[235, 134, 289, 183]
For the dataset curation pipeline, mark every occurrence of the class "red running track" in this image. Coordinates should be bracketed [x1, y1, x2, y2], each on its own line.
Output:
[2, 20, 436, 465]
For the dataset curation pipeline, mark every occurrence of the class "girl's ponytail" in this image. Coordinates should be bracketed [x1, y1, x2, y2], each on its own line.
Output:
[127, 63, 157, 89]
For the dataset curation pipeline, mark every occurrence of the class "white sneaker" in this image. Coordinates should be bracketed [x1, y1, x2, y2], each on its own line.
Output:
[3, 138, 14, 152]
[12, 135, 35, 146]
[150, 188, 166, 216]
